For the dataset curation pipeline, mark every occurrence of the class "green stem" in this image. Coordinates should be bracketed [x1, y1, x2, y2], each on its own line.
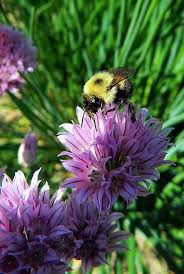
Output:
[8, 91, 56, 138]
[0, 2, 11, 24]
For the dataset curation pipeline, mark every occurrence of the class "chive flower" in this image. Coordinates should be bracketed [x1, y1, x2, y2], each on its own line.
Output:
[0, 25, 36, 95]
[59, 106, 172, 211]
[62, 195, 129, 273]
[0, 169, 70, 273]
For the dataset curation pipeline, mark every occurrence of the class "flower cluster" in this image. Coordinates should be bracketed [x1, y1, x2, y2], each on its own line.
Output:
[62, 195, 129, 273]
[0, 169, 128, 273]
[59, 106, 171, 211]
[0, 169, 70, 273]
[0, 23, 173, 274]
[0, 25, 36, 95]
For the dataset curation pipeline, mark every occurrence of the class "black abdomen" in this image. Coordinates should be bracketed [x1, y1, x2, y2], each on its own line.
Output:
[114, 80, 133, 105]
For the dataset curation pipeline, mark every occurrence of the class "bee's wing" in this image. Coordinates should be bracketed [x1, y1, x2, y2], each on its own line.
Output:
[111, 67, 135, 78]
[108, 67, 135, 89]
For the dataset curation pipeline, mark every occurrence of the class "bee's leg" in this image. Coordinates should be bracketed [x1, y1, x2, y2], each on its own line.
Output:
[94, 116, 98, 131]
[81, 110, 85, 126]
[128, 102, 136, 122]
[126, 81, 133, 99]
[87, 112, 98, 131]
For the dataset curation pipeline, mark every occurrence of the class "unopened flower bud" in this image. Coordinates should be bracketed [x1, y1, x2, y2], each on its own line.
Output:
[18, 133, 37, 167]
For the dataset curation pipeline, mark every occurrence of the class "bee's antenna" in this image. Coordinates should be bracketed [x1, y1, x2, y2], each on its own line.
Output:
[105, 106, 116, 115]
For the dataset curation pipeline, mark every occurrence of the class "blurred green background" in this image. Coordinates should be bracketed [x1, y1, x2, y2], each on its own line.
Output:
[0, 0, 184, 273]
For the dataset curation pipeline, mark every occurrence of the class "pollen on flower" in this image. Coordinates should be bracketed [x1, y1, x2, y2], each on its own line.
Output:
[88, 169, 102, 184]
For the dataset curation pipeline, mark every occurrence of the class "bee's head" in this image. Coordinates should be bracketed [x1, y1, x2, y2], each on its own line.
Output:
[83, 95, 104, 114]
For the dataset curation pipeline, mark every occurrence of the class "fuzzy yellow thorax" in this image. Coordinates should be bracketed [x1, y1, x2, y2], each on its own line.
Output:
[83, 71, 113, 100]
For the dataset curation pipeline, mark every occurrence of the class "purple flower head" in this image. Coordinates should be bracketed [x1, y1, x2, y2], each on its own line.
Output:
[0, 25, 37, 95]
[0, 169, 71, 273]
[18, 132, 37, 167]
[59, 106, 172, 211]
[62, 195, 129, 273]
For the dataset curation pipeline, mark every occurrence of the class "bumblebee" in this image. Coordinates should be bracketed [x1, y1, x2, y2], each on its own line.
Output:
[83, 67, 135, 115]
